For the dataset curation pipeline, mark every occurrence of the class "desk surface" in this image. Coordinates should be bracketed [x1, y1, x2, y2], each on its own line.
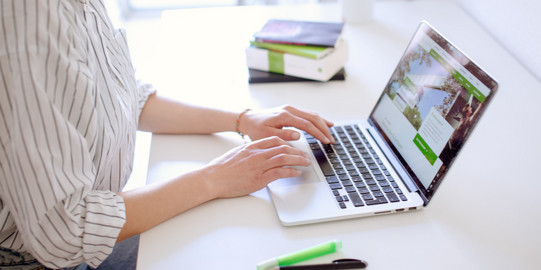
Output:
[137, 2, 541, 270]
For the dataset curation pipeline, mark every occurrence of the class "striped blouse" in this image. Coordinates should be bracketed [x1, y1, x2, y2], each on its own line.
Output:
[0, 0, 155, 268]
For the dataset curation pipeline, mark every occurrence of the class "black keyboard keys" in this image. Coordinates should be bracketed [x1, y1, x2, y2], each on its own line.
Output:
[308, 125, 408, 210]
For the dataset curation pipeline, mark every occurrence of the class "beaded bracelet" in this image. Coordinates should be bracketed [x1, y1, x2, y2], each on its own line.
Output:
[235, 109, 251, 138]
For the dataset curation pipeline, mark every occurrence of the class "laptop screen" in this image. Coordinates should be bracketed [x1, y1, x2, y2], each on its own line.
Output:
[369, 21, 498, 203]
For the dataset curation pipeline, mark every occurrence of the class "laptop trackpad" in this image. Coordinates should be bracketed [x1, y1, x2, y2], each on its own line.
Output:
[269, 164, 320, 187]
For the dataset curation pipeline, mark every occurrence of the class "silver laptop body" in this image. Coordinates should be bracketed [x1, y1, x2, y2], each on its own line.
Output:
[267, 21, 498, 226]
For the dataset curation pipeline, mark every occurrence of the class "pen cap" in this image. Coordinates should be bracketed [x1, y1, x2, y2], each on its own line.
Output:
[277, 240, 342, 266]
[256, 258, 279, 270]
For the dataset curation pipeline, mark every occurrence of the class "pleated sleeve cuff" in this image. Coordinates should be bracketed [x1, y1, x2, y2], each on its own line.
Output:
[81, 191, 126, 268]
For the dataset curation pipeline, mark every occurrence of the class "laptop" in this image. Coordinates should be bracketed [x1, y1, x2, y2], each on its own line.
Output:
[267, 21, 498, 226]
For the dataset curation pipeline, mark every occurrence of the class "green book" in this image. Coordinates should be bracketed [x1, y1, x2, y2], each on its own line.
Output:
[245, 40, 349, 82]
[250, 40, 336, 60]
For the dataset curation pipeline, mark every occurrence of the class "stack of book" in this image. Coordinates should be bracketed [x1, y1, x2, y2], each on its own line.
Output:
[246, 19, 348, 83]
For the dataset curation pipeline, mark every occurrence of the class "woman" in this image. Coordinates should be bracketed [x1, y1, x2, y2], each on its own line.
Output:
[0, 0, 334, 269]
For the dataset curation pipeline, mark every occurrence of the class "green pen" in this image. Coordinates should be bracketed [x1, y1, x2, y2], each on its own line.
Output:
[256, 240, 342, 270]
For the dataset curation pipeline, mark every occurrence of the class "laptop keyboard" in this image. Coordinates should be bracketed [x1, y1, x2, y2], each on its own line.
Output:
[305, 125, 408, 209]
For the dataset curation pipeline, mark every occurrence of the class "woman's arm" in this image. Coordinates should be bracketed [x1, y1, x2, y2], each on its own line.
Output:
[116, 136, 310, 242]
[137, 93, 238, 134]
[138, 93, 335, 143]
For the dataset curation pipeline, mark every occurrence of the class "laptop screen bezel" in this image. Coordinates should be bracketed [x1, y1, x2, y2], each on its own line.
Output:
[368, 21, 498, 204]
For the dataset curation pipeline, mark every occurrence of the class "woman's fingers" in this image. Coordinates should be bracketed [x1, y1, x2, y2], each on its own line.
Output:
[261, 167, 303, 182]
[277, 106, 335, 144]
[248, 137, 311, 168]
[240, 105, 334, 144]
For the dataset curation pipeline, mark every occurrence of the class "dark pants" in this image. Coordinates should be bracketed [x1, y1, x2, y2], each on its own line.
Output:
[0, 235, 139, 270]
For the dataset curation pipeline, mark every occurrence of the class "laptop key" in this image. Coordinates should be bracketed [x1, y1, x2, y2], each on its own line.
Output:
[326, 176, 339, 184]
[358, 187, 370, 194]
[362, 174, 374, 181]
[342, 180, 354, 187]
[329, 183, 343, 190]
[378, 181, 390, 187]
[365, 197, 388, 205]
[342, 159, 353, 165]
[355, 182, 367, 188]
[386, 193, 400, 203]
[362, 194, 374, 201]
[368, 164, 379, 170]
[359, 168, 370, 174]
[323, 144, 334, 153]
[365, 179, 377, 185]
[311, 148, 335, 176]
[348, 192, 364, 207]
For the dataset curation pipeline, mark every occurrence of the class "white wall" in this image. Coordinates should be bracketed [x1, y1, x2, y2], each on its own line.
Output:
[457, 0, 541, 82]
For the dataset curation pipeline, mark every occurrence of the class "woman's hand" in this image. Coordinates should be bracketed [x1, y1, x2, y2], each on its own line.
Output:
[200, 136, 311, 199]
[239, 105, 335, 144]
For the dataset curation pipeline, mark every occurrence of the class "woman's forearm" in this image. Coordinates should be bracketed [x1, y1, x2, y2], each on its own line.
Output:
[116, 168, 216, 242]
[138, 93, 239, 134]
[115, 136, 311, 242]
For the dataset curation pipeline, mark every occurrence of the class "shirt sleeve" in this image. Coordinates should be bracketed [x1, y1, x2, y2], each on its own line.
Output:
[136, 80, 157, 120]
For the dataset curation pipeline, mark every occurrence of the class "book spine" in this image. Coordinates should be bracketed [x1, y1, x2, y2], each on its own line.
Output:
[250, 41, 318, 59]
[250, 40, 336, 60]
[254, 37, 338, 48]
[245, 42, 348, 82]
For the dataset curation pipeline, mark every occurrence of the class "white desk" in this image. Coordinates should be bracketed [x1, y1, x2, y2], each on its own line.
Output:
[136, 2, 541, 269]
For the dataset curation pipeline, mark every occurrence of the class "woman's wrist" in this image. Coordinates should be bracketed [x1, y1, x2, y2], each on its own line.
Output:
[235, 109, 251, 138]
